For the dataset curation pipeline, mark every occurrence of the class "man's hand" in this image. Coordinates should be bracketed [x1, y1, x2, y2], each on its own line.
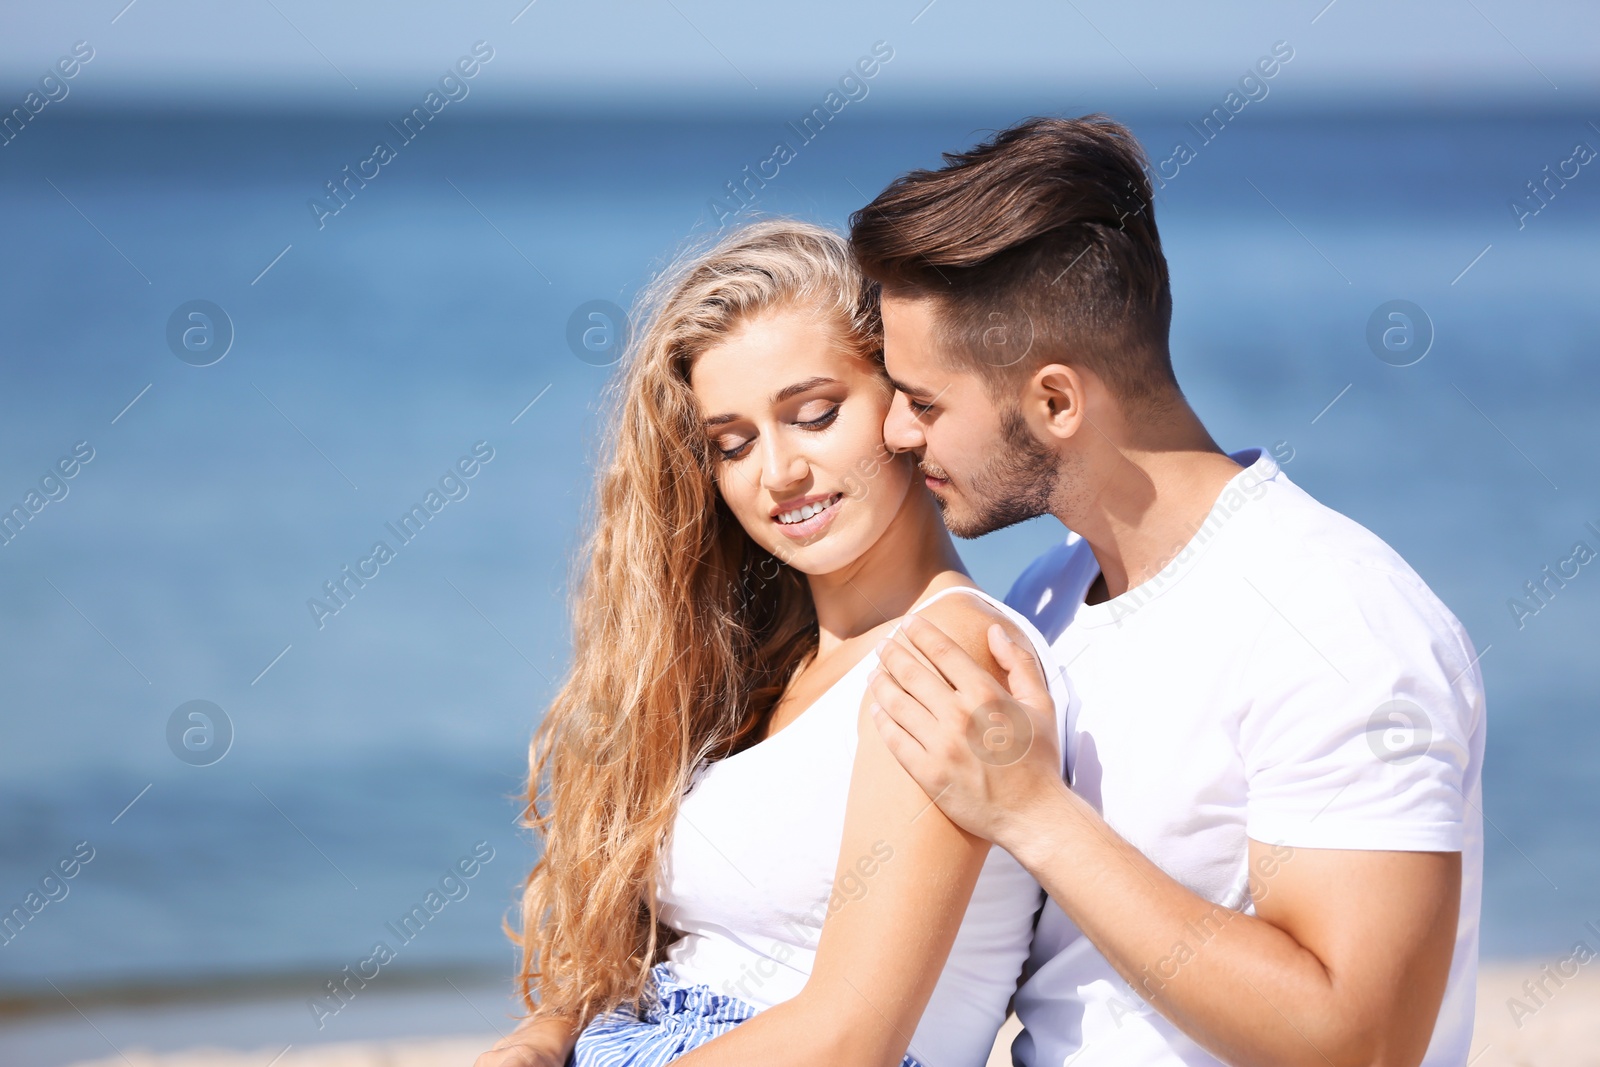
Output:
[867, 614, 1062, 846]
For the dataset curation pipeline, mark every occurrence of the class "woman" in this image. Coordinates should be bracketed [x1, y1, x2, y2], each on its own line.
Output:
[477, 220, 1069, 1067]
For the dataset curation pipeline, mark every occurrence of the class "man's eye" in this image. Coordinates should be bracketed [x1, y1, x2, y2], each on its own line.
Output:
[909, 400, 935, 416]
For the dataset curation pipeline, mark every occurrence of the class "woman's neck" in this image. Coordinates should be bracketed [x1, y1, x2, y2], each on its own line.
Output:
[804, 486, 968, 653]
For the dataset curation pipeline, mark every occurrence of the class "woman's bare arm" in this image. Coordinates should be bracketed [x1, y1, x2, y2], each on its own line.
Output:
[473, 1012, 579, 1067]
[671, 592, 1031, 1067]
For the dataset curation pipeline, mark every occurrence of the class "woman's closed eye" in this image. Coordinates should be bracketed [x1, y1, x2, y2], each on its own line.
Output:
[796, 402, 840, 430]
[713, 403, 841, 461]
[714, 429, 755, 460]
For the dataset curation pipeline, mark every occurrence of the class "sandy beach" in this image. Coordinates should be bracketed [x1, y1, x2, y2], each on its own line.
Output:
[5, 961, 1588, 1067]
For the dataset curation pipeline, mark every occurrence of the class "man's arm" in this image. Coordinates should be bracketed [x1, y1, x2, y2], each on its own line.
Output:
[867, 616, 1460, 1067]
[1005, 778, 1459, 1067]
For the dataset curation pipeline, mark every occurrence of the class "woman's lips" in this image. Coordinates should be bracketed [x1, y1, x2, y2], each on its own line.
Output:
[773, 492, 843, 539]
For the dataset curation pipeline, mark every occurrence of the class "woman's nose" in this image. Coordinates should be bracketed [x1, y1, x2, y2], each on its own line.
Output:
[759, 435, 808, 493]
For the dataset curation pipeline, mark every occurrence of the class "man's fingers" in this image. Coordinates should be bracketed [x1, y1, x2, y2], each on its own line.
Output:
[897, 613, 996, 691]
[868, 696, 931, 770]
[866, 665, 939, 741]
[875, 631, 963, 714]
[988, 623, 1054, 711]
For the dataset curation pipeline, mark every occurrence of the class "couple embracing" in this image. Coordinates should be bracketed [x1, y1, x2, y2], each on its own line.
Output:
[477, 115, 1485, 1067]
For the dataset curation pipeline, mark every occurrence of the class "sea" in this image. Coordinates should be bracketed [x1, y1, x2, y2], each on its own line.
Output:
[1, 104, 1597, 1055]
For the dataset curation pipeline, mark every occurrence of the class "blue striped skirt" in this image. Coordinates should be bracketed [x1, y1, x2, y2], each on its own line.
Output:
[572, 961, 929, 1067]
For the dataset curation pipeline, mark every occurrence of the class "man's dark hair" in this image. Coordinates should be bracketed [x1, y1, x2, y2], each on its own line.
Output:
[849, 115, 1177, 408]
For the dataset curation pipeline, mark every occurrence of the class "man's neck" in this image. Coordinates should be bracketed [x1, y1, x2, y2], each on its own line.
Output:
[1064, 416, 1243, 604]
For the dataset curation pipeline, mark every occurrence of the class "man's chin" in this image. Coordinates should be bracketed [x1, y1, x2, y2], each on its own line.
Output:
[932, 496, 990, 540]
[942, 495, 1047, 539]
[927, 479, 1034, 538]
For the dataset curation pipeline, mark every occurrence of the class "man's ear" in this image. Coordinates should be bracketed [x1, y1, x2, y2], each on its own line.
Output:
[1029, 363, 1086, 440]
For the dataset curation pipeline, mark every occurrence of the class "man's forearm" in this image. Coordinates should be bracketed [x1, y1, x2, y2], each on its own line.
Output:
[1001, 778, 1384, 1067]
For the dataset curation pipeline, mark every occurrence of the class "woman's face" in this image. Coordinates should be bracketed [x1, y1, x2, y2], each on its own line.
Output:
[689, 304, 916, 576]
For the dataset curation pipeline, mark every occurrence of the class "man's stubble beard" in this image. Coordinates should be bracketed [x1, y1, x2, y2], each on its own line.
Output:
[932, 404, 1068, 540]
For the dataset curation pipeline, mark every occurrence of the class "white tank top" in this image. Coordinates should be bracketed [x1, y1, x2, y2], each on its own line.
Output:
[656, 585, 1071, 1067]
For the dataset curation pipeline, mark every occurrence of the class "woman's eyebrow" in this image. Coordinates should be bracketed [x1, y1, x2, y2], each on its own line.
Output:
[772, 375, 840, 403]
[702, 376, 841, 427]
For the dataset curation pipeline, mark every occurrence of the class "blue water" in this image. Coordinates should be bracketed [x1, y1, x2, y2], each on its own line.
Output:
[1, 107, 1597, 1004]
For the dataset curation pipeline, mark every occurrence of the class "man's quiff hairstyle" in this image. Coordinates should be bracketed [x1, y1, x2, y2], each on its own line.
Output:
[848, 114, 1178, 408]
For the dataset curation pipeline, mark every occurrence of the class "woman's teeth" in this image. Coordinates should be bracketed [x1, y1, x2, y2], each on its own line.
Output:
[777, 493, 842, 525]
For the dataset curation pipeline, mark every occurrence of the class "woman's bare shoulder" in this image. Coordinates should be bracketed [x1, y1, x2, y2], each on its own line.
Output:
[905, 587, 1028, 684]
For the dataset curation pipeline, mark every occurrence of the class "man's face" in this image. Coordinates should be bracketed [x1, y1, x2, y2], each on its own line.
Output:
[880, 294, 1061, 538]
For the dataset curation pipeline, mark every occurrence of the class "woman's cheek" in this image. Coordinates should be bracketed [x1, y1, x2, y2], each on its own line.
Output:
[714, 471, 743, 522]
[718, 469, 769, 544]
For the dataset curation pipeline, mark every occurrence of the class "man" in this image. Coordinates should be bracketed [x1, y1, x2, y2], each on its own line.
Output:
[854, 115, 1485, 1067]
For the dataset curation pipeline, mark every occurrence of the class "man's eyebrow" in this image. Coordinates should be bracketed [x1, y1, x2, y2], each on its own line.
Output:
[885, 374, 934, 400]
[702, 376, 841, 427]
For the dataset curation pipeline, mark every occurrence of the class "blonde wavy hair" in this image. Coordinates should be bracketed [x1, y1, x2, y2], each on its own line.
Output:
[510, 219, 884, 1028]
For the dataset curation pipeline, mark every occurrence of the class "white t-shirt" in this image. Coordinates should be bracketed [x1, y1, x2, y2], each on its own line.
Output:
[1004, 447, 1486, 1067]
[657, 585, 1073, 1067]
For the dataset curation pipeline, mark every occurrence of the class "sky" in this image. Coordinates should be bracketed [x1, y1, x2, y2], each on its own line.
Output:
[1, 0, 1597, 115]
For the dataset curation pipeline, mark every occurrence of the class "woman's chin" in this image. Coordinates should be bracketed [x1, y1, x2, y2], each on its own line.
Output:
[765, 531, 873, 578]
[772, 545, 849, 577]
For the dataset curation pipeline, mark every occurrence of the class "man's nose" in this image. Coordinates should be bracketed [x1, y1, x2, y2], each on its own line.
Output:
[883, 392, 925, 455]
